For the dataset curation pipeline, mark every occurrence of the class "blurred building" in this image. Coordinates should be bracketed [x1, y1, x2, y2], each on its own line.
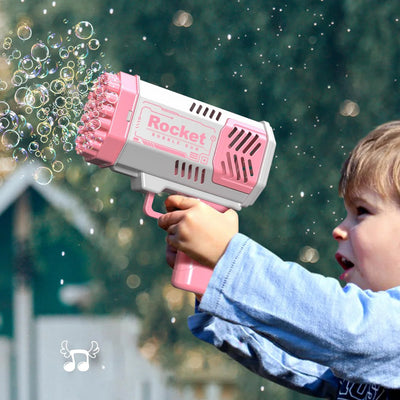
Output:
[0, 162, 178, 400]
[36, 315, 175, 400]
[0, 162, 236, 400]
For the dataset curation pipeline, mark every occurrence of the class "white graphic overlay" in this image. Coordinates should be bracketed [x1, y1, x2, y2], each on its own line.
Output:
[60, 340, 100, 372]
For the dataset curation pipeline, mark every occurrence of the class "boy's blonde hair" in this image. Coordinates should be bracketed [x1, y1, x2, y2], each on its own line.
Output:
[339, 121, 400, 204]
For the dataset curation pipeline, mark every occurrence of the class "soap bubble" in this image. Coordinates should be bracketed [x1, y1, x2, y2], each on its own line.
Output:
[19, 122, 33, 138]
[31, 41, 50, 61]
[49, 79, 65, 94]
[33, 166, 53, 185]
[12, 147, 28, 162]
[58, 46, 69, 60]
[36, 108, 49, 121]
[60, 66, 74, 81]
[28, 141, 40, 153]
[0, 80, 8, 91]
[55, 96, 66, 108]
[3, 37, 12, 50]
[2, 129, 20, 149]
[90, 61, 102, 73]
[88, 118, 101, 130]
[18, 115, 27, 129]
[37, 121, 52, 137]
[0, 19, 109, 178]
[52, 160, 64, 172]
[0, 101, 10, 117]
[0, 111, 19, 131]
[88, 38, 100, 51]
[12, 70, 29, 86]
[63, 141, 74, 152]
[57, 115, 70, 127]
[14, 87, 30, 105]
[75, 68, 87, 83]
[52, 125, 67, 139]
[41, 146, 56, 162]
[12, 49, 22, 59]
[44, 58, 59, 74]
[17, 24, 32, 41]
[105, 91, 119, 104]
[25, 84, 49, 108]
[19, 55, 33, 71]
[77, 82, 89, 94]
[47, 32, 63, 49]
[73, 42, 89, 59]
[74, 21, 94, 40]
[19, 56, 41, 79]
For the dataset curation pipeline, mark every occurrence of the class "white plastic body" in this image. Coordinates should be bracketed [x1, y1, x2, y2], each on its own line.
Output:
[77, 72, 276, 294]
[110, 80, 276, 211]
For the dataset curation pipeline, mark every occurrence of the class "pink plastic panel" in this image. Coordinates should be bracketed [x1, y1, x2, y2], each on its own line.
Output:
[75, 72, 140, 167]
[212, 118, 268, 193]
[171, 251, 213, 294]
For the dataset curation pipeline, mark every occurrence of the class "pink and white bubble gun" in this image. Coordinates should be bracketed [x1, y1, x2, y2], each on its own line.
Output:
[76, 71, 276, 294]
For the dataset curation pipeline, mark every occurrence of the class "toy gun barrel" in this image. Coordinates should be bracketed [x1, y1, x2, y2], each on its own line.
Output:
[76, 71, 276, 293]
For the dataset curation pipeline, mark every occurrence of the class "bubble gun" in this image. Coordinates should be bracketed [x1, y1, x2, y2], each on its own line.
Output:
[75, 72, 276, 294]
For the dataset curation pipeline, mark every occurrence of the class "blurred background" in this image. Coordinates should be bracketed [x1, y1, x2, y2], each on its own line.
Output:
[0, 1, 399, 399]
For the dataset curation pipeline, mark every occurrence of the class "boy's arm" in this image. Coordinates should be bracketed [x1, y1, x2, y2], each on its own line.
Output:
[201, 233, 400, 389]
[159, 195, 400, 387]
[189, 304, 339, 398]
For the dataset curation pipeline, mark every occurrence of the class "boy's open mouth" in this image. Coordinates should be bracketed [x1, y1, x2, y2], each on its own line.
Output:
[335, 253, 354, 270]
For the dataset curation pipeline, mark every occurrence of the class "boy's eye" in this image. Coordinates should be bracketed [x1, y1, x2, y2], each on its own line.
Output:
[356, 206, 369, 216]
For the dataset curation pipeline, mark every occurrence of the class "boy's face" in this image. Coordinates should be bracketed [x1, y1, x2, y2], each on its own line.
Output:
[333, 188, 400, 291]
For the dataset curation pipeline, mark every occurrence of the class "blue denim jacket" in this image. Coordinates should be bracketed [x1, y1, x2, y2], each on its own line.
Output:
[188, 234, 400, 398]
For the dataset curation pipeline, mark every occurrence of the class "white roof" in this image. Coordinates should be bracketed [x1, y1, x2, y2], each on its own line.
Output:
[0, 162, 102, 244]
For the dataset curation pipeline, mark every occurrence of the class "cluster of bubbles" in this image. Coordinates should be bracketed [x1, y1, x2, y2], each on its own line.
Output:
[0, 20, 108, 184]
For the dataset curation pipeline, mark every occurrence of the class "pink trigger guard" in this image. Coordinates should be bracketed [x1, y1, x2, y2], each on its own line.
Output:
[143, 193, 164, 219]
[143, 192, 227, 294]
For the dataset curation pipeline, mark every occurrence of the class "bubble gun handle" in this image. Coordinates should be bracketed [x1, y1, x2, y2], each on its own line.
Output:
[144, 193, 227, 294]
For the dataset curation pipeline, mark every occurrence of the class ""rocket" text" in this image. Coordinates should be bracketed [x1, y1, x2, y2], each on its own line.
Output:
[148, 115, 207, 145]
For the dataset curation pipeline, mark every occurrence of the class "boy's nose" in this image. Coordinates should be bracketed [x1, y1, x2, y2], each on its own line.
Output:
[332, 223, 348, 241]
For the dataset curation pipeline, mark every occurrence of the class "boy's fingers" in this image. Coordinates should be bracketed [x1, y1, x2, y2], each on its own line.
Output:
[224, 208, 239, 224]
[165, 244, 177, 268]
[166, 232, 178, 248]
[159, 195, 201, 229]
[166, 223, 178, 236]
[164, 195, 201, 212]
[158, 209, 185, 230]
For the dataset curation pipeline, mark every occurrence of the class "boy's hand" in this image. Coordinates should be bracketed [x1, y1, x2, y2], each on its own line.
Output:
[158, 195, 239, 268]
[165, 244, 177, 268]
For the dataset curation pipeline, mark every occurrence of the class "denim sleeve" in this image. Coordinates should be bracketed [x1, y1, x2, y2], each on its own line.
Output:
[197, 233, 400, 389]
[188, 307, 339, 398]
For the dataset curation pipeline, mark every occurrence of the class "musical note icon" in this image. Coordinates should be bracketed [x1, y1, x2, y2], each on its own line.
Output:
[60, 340, 100, 372]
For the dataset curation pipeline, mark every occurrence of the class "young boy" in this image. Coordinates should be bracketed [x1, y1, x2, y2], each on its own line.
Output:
[158, 121, 400, 399]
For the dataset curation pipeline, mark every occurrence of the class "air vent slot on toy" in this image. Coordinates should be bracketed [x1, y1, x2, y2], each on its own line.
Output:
[189, 102, 222, 121]
[174, 160, 206, 184]
[212, 119, 268, 193]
